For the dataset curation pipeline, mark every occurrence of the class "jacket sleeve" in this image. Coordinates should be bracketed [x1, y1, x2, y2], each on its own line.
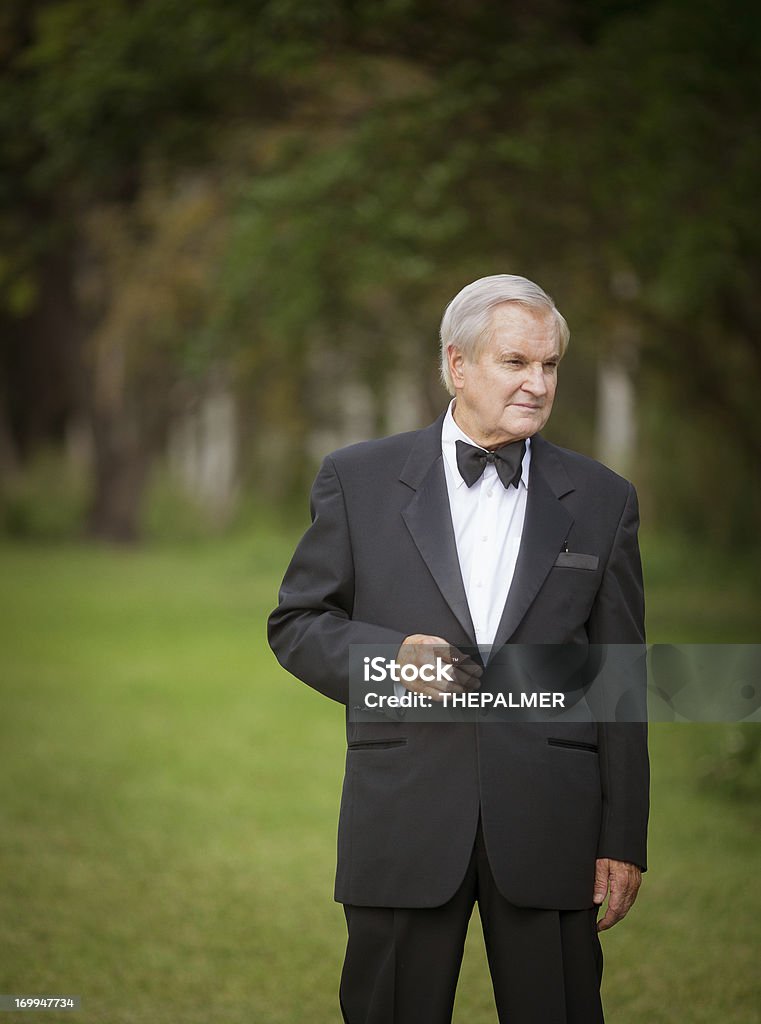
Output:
[267, 455, 407, 705]
[587, 482, 650, 871]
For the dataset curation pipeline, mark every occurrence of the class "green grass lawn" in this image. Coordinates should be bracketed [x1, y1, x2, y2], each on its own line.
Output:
[0, 534, 759, 1023]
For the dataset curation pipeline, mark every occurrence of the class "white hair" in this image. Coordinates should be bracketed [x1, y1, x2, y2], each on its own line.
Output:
[439, 274, 570, 395]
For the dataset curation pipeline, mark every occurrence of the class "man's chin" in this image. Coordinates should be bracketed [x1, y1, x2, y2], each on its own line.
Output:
[504, 412, 545, 436]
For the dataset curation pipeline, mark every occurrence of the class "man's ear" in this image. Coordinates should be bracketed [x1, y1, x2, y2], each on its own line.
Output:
[448, 345, 466, 388]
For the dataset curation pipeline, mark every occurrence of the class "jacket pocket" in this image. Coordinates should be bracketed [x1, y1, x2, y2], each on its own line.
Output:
[348, 738, 408, 750]
[547, 738, 598, 753]
[553, 552, 599, 570]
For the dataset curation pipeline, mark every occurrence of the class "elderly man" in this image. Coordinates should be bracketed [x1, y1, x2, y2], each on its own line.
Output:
[268, 275, 648, 1024]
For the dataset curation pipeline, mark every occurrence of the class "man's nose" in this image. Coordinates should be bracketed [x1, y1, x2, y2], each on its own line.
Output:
[521, 364, 547, 395]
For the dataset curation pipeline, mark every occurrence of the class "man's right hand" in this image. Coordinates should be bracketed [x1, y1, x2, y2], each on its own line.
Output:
[397, 635, 482, 702]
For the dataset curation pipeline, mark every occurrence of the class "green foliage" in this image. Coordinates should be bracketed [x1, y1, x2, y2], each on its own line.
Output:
[1, 0, 760, 539]
[12, 0, 328, 190]
[214, 0, 761, 526]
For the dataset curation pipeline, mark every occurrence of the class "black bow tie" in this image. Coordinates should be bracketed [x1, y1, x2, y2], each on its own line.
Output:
[455, 439, 526, 489]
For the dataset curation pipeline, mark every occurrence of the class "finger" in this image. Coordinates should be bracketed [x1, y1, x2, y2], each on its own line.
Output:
[596, 906, 623, 932]
[420, 662, 477, 691]
[445, 649, 483, 674]
[447, 657, 482, 689]
[455, 660, 482, 680]
[408, 636, 450, 649]
[401, 638, 449, 664]
[609, 870, 637, 907]
[626, 879, 642, 906]
[453, 669, 480, 689]
[426, 648, 480, 687]
[593, 861, 609, 906]
[595, 883, 628, 931]
[607, 890, 629, 917]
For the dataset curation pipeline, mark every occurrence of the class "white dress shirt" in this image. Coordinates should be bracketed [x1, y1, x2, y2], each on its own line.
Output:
[441, 399, 530, 659]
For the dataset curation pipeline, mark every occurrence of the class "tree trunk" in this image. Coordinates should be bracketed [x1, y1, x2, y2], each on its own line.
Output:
[87, 408, 151, 542]
[0, 385, 19, 483]
[85, 326, 155, 542]
[596, 323, 639, 477]
[167, 375, 238, 525]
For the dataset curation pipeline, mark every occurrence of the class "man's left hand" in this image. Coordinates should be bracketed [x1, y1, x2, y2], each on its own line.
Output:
[593, 858, 642, 931]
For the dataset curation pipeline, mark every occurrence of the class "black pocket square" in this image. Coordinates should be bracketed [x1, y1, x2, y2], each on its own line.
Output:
[553, 551, 599, 570]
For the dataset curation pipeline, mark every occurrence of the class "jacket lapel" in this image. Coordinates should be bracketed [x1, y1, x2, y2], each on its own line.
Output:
[399, 415, 476, 642]
[397, 421, 576, 648]
[491, 435, 575, 649]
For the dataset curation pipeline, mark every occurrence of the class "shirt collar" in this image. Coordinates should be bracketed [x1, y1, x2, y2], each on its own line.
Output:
[441, 399, 531, 490]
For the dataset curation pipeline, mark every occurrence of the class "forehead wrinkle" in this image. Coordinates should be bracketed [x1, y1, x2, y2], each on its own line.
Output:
[488, 305, 558, 344]
[494, 347, 561, 361]
[495, 346, 559, 357]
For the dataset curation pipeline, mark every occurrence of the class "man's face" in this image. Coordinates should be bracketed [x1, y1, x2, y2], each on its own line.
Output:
[448, 302, 560, 448]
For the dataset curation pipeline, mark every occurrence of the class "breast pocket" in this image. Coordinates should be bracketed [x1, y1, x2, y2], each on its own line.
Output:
[553, 552, 599, 570]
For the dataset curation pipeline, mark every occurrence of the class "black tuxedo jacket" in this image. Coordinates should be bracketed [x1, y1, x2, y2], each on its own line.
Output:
[268, 413, 649, 910]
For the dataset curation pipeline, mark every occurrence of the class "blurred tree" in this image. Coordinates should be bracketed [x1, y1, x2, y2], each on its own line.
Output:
[0, 0, 326, 537]
[220, 0, 761, 537]
[1, 0, 759, 541]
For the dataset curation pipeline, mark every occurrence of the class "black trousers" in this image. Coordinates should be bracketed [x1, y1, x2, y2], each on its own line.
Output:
[339, 819, 604, 1024]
